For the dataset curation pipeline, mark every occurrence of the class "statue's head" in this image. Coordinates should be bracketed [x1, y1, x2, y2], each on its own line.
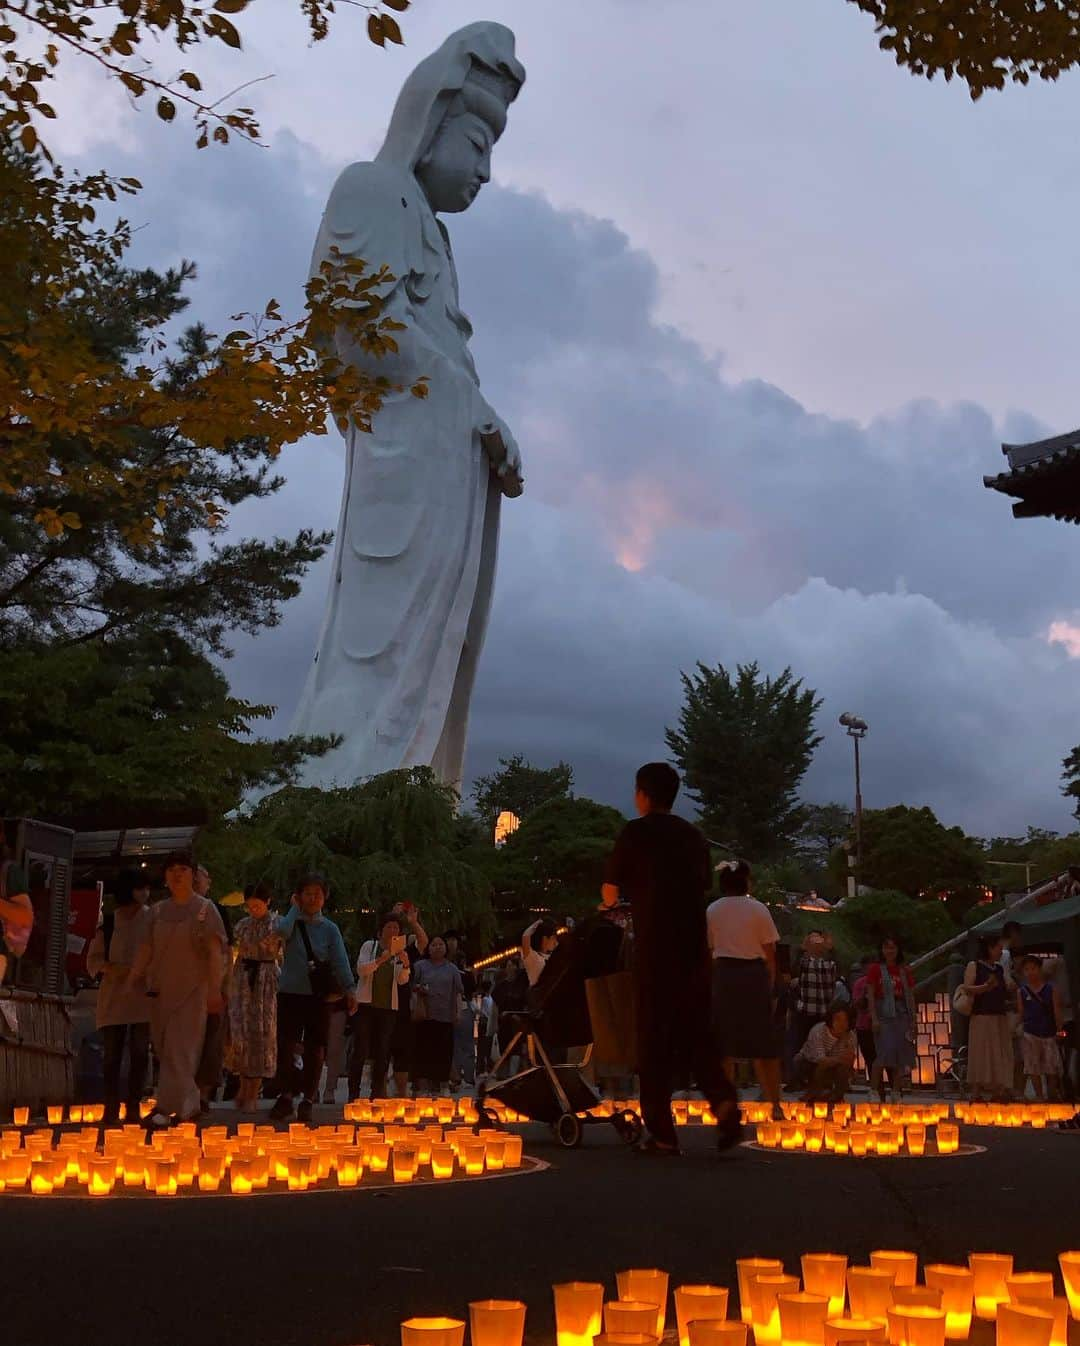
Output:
[376, 22, 524, 214]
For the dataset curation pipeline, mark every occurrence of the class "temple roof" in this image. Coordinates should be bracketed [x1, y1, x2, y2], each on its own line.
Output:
[984, 427, 1080, 522]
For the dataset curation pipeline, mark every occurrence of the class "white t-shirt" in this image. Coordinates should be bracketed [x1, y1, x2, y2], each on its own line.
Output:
[523, 947, 548, 987]
[706, 894, 780, 961]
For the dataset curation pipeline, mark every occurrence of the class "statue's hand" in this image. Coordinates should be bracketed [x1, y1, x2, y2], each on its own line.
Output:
[479, 418, 524, 498]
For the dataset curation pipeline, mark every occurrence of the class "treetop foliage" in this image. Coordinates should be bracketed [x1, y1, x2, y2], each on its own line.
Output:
[0, 0, 410, 156]
[666, 660, 822, 860]
[470, 754, 574, 830]
[848, 0, 1080, 99]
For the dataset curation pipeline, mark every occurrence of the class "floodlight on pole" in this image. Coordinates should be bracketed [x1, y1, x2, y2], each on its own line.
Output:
[838, 713, 869, 893]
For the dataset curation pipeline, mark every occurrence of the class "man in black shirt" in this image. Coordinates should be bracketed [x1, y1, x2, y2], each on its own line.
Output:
[602, 762, 740, 1154]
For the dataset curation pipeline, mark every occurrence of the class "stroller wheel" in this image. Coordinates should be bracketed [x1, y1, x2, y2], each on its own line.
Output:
[553, 1112, 583, 1148]
[613, 1110, 643, 1146]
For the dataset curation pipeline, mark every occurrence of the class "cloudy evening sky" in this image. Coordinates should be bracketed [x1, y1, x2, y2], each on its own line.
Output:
[57, 0, 1080, 835]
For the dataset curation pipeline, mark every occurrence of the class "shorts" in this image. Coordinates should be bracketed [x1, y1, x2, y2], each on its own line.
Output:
[1022, 1032, 1061, 1077]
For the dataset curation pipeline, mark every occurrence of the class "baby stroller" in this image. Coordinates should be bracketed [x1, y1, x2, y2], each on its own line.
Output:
[477, 909, 643, 1148]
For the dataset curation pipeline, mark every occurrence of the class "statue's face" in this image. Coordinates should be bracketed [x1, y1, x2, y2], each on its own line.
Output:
[416, 111, 494, 213]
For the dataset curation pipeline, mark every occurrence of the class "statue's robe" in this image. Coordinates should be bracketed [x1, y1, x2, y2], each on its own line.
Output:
[291, 158, 503, 792]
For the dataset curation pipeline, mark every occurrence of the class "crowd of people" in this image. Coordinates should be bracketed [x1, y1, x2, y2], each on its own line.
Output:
[30, 764, 1074, 1149]
[78, 853, 525, 1129]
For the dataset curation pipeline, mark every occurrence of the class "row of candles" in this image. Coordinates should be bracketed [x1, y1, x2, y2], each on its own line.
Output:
[753, 1120, 962, 1156]
[0, 1122, 525, 1196]
[392, 1254, 1080, 1346]
[7, 1099, 1076, 1131]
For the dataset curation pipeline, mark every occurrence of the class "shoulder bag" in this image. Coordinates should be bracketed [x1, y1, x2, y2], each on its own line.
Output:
[297, 919, 339, 1000]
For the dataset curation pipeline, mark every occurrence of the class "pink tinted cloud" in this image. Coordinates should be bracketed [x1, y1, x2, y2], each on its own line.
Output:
[1048, 620, 1080, 658]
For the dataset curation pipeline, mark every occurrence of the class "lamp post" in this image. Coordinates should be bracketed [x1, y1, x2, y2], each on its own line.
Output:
[839, 713, 868, 898]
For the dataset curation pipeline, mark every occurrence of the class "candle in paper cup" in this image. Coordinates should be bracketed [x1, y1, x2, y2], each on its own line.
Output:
[675, 1286, 729, 1346]
[870, 1254, 917, 1289]
[848, 1269, 897, 1323]
[736, 1259, 783, 1324]
[468, 1300, 526, 1346]
[970, 1255, 1014, 1321]
[400, 1318, 466, 1346]
[825, 1318, 887, 1346]
[1007, 1275, 1054, 1304]
[803, 1255, 849, 1317]
[687, 1322, 747, 1346]
[923, 1267, 974, 1340]
[779, 1292, 829, 1346]
[553, 1282, 604, 1346]
[1057, 1253, 1080, 1320]
[887, 1307, 946, 1346]
[996, 1303, 1054, 1346]
[617, 1269, 669, 1336]
[749, 1274, 799, 1345]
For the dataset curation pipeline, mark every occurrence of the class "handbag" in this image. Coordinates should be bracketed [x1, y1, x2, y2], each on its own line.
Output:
[952, 983, 974, 1017]
[297, 919, 339, 1000]
[411, 982, 428, 1023]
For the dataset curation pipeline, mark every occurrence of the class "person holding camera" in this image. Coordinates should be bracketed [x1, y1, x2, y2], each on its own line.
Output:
[270, 873, 356, 1124]
[350, 911, 411, 1100]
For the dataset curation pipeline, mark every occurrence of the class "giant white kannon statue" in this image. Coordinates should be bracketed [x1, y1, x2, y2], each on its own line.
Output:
[292, 23, 525, 794]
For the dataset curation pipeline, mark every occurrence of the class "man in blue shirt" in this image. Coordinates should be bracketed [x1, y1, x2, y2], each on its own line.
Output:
[270, 873, 356, 1123]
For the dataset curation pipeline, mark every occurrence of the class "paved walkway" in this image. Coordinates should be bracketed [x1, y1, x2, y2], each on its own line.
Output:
[2, 1122, 1078, 1346]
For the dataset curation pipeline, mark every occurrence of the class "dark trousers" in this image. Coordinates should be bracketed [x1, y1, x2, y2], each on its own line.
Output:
[276, 993, 330, 1101]
[785, 1011, 824, 1081]
[102, 1022, 150, 1122]
[638, 981, 736, 1149]
[196, 1011, 225, 1095]
[412, 1019, 455, 1087]
[348, 1003, 397, 1098]
[857, 1028, 876, 1079]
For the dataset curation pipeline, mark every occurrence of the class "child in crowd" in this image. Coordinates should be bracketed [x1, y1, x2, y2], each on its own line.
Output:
[225, 883, 282, 1111]
[1018, 954, 1064, 1100]
[794, 1003, 857, 1102]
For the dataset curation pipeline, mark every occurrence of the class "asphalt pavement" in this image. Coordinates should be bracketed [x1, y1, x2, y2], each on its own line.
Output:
[3, 1124, 1079, 1346]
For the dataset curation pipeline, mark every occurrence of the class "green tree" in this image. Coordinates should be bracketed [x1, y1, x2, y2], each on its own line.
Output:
[795, 802, 854, 866]
[834, 805, 985, 907]
[470, 754, 574, 832]
[837, 888, 957, 959]
[197, 769, 495, 950]
[0, 635, 329, 820]
[847, 1, 1080, 100]
[0, 248, 329, 654]
[666, 661, 823, 860]
[496, 795, 626, 923]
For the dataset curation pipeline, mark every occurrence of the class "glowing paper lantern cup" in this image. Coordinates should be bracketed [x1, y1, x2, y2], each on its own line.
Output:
[1006, 1276, 1054, 1304]
[997, 1303, 1054, 1346]
[593, 1336, 657, 1346]
[468, 1300, 526, 1346]
[825, 1318, 888, 1346]
[887, 1307, 947, 1346]
[870, 1254, 918, 1290]
[779, 1292, 829, 1346]
[606, 1302, 659, 1337]
[848, 1269, 897, 1323]
[923, 1267, 974, 1341]
[400, 1318, 466, 1346]
[892, 1291, 942, 1311]
[675, 1286, 729, 1346]
[736, 1259, 783, 1325]
[617, 1269, 669, 1337]
[1057, 1253, 1080, 1320]
[687, 1322, 748, 1346]
[970, 1255, 1014, 1321]
[804, 1256, 849, 1318]
[554, 1282, 605, 1346]
[749, 1274, 800, 1346]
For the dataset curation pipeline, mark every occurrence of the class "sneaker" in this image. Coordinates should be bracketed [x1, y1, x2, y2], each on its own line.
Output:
[635, 1136, 681, 1157]
[297, 1098, 313, 1125]
[148, 1111, 172, 1130]
[268, 1096, 294, 1123]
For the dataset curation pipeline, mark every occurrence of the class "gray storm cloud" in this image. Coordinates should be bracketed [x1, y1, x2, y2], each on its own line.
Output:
[101, 125, 1080, 837]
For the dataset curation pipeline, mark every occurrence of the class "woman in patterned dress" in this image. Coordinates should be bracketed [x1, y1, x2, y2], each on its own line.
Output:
[226, 883, 282, 1110]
